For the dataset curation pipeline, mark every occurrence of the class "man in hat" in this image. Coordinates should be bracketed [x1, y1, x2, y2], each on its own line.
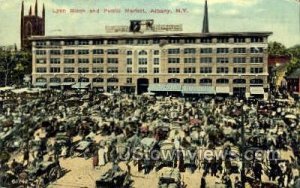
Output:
[200, 173, 206, 188]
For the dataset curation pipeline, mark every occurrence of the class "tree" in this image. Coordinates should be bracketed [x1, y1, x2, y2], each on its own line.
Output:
[268, 41, 288, 56]
[286, 44, 300, 75]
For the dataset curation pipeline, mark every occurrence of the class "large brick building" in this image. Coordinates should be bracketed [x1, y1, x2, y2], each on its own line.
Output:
[29, 0, 272, 98]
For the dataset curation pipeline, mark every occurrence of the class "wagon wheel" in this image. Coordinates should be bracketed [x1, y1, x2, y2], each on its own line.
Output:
[48, 166, 62, 182]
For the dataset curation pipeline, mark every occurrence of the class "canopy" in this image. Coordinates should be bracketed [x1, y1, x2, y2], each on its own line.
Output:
[216, 86, 230, 94]
[148, 84, 181, 92]
[49, 83, 61, 87]
[71, 83, 90, 89]
[0, 86, 14, 91]
[33, 82, 47, 87]
[182, 85, 215, 94]
[61, 82, 75, 86]
[250, 87, 265, 95]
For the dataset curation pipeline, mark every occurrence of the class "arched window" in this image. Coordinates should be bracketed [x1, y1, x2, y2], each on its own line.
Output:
[168, 78, 180, 83]
[233, 79, 246, 84]
[138, 50, 147, 55]
[93, 77, 104, 83]
[78, 77, 89, 82]
[107, 78, 119, 83]
[64, 77, 75, 82]
[216, 78, 229, 84]
[184, 78, 196, 84]
[250, 79, 263, 84]
[25, 22, 32, 36]
[200, 78, 212, 85]
[36, 77, 46, 83]
[49, 77, 61, 83]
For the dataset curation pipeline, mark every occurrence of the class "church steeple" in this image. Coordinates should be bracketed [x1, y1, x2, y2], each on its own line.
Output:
[202, 0, 209, 33]
[42, 3, 45, 19]
[35, 0, 38, 16]
[29, 6, 32, 15]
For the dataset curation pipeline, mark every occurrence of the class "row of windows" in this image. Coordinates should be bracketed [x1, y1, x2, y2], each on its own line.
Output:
[37, 58, 118, 64]
[36, 77, 119, 83]
[167, 47, 264, 54]
[36, 67, 118, 73]
[35, 37, 264, 47]
[167, 67, 264, 74]
[168, 57, 264, 64]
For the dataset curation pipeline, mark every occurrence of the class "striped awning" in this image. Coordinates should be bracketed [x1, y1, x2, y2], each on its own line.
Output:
[49, 83, 61, 87]
[250, 87, 265, 95]
[148, 84, 181, 92]
[33, 82, 47, 87]
[216, 86, 230, 94]
[72, 83, 90, 89]
[61, 82, 75, 86]
[182, 85, 215, 94]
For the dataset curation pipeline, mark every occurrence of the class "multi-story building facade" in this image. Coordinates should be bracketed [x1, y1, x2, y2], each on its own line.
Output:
[30, 32, 271, 98]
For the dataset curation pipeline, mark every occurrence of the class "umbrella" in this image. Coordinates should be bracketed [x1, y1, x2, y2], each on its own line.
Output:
[102, 92, 113, 97]
[142, 92, 155, 96]
[285, 114, 297, 120]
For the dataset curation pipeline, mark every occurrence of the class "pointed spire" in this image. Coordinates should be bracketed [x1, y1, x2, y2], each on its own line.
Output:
[21, 1, 24, 17]
[29, 6, 32, 15]
[202, 0, 209, 33]
[42, 3, 45, 19]
[35, 0, 38, 16]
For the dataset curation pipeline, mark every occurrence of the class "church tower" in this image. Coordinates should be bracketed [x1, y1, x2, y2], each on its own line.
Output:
[20, 0, 45, 50]
[202, 0, 209, 33]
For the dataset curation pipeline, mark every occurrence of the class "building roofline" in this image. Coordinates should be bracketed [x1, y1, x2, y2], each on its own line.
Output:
[29, 32, 273, 40]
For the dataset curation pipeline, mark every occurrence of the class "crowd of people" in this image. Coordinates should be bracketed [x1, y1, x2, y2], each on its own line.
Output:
[0, 88, 299, 187]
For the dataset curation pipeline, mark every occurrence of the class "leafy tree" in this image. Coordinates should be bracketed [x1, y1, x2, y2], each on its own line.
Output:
[286, 44, 300, 75]
[268, 41, 288, 56]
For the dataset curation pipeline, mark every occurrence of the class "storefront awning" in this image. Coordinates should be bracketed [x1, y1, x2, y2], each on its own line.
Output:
[182, 85, 215, 94]
[49, 83, 61, 87]
[250, 87, 265, 95]
[33, 82, 47, 87]
[148, 84, 181, 92]
[72, 83, 90, 89]
[61, 82, 75, 86]
[216, 86, 230, 94]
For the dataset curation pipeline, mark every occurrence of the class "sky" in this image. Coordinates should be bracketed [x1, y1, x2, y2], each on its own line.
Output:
[0, 0, 299, 48]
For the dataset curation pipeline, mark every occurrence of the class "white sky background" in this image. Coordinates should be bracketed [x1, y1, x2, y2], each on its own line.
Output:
[0, 0, 299, 48]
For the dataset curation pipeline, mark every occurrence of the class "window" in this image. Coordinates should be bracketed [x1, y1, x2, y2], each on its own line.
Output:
[168, 68, 180, 73]
[250, 67, 263, 73]
[107, 78, 118, 83]
[36, 67, 47, 73]
[50, 58, 60, 64]
[217, 48, 229, 54]
[153, 58, 159, 65]
[184, 78, 196, 84]
[138, 50, 147, 55]
[125, 39, 134, 44]
[36, 41, 46, 47]
[184, 67, 196, 73]
[107, 58, 118, 64]
[154, 78, 159, 83]
[64, 49, 75, 55]
[50, 41, 60, 46]
[233, 67, 246, 73]
[107, 67, 118, 73]
[36, 77, 46, 82]
[250, 79, 263, 84]
[217, 38, 229, 43]
[126, 78, 132, 84]
[93, 40, 104, 45]
[184, 48, 196, 54]
[64, 58, 74, 64]
[216, 78, 229, 84]
[93, 77, 104, 82]
[217, 58, 229, 63]
[92, 67, 104, 73]
[234, 38, 245, 43]
[107, 49, 119, 55]
[153, 50, 159, 55]
[36, 59, 46, 64]
[184, 58, 196, 64]
[50, 67, 60, 73]
[93, 49, 104, 54]
[93, 58, 104, 64]
[217, 67, 229, 73]
[168, 39, 180, 44]
[184, 38, 196, 44]
[77, 49, 89, 55]
[233, 57, 246, 64]
[250, 47, 264, 53]
[78, 77, 89, 82]
[127, 58, 132, 65]
[168, 58, 180, 64]
[168, 48, 180, 54]
[138, 67, 147, 73]
[138, 58, 147, 65]
[127, 67, 132, 73]
[200, 67, 212, 73]
[78, 40, 89, 45]
[251, 37, 263, 43]
[64, 67, 74, 73]
[201, 38, 212, 43]
[64, 77, 75, 82]
[137, 39, 148, 44]
[36, 50, 46, 55]
[233, 48, 246, 53]
[200, 78, 212, 85]
[78, 67, 89, 73]
[127, 50, 132, 55]
[50, 50, 60, 55]
[65, 41, 75, 46]
[200, 48, 212, 54]
[168, 78, 180, 83]
[250, 57, 263, 63]
[107, 39, 118, 44]
[153, 39, 160, 44]
[200, 57, 212, 63]
[78, 58, 89, 64]
[153, 68, 159, 73]
[233, 79, 246, 84]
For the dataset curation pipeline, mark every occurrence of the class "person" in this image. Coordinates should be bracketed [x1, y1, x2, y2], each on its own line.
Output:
[23, 148, 29, 166]
[98, 146, 106, 166]
[211, 156, 218, 176]
[200, 173, 206, 188]
[253, 161, 262, 181]
[234, 177, 242, 188]
[92, 150, 99, 169]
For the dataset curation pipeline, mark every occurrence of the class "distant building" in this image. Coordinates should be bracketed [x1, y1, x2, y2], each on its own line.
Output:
[286, 68, 300, 96]
[20, 0, 45, 50]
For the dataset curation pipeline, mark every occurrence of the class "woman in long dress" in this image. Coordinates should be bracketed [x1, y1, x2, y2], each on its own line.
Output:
[98, 146, 106, 166]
